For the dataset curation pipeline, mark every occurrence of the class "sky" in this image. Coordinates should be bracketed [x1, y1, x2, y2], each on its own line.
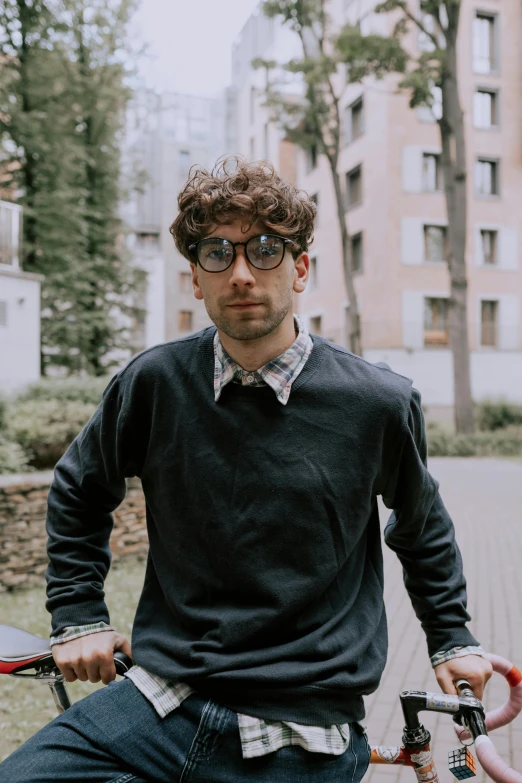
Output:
[131, 0, 261, 97]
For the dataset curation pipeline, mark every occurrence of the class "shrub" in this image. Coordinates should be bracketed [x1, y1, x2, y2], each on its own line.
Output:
[476, 399, 522, 432]
[428, 424, 522, 458]
[0, 435, 33, 474]
[8, 399, 97, 469]
[15, 376, 111, 407]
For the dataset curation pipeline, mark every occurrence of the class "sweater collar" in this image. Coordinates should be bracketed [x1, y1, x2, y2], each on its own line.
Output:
[213, 314, 313, 405]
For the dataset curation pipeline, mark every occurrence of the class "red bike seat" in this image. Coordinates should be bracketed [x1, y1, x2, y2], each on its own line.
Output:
[0, 624, 53, 674]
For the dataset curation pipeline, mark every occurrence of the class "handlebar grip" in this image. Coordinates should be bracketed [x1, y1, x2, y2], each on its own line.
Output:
[114, 651, 133, 675]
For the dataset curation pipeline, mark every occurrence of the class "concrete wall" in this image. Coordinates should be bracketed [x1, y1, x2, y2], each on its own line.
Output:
[0, 268, 43, 395]
[364, 348, 522, 405]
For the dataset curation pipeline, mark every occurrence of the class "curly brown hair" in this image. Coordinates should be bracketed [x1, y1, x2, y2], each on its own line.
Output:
[169, 156, 316, 262]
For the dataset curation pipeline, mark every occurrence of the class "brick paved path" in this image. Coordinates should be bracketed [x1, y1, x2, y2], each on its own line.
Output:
[366, 457, 522, 783]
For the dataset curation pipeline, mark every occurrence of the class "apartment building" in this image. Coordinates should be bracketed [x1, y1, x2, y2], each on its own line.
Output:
[0, 200, 43, 394]
[121, 89, 233, 350]
[232, 0, 522, 411]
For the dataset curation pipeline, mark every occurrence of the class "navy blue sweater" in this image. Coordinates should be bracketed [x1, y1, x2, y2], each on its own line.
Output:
[45, 328, 478, 724]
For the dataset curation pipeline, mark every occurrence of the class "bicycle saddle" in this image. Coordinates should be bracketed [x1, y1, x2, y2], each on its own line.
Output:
[0, 624, 53, 674]
[0, 624, 133, 676]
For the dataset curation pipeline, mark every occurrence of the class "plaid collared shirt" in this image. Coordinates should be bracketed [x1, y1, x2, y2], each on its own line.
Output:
[50, 317, 485, 757]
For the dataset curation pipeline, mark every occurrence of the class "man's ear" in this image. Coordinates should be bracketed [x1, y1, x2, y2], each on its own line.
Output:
[293, 252, 309, 294]
[190, 263, 204, 301]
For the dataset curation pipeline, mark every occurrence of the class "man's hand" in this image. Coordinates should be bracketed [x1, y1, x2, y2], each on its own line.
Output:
[434, 654, 493, 701]
[52, 631, 132, 686]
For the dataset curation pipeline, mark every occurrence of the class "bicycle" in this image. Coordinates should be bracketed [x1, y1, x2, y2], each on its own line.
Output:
[1, 624, 521, 782]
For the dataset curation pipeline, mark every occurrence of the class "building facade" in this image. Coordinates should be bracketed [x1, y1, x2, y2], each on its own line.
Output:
[0, 200, 43, 394]
[121, 89, 233, 351]
[232, 0, 522, 411]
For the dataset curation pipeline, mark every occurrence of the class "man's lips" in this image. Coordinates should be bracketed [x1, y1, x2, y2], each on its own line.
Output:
[228, 302, 261, 308]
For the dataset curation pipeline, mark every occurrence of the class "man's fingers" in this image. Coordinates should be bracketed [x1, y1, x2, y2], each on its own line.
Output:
[115, 635, 132, 659]
[59, 663, 78, 683]
[435, 672, 458, 695]
[84, 658, 102, 684]
[99, 657, 117, 686]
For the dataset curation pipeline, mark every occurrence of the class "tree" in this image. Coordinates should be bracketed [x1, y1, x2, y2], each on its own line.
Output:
[369, 0, 474, 433]
[255, 1, 404, 356]
[259, 0, 474, 433]
[0, 0, 143, 376]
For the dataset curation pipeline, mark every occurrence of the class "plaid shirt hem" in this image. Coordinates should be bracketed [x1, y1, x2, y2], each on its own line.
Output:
[430, 645, 486, 667]
[50, 622, 114, 646]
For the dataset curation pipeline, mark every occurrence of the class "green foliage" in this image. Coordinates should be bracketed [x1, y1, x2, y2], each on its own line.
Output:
[427, 423, 522, 457]
[0, 435, 33, 474]
[8, 399, 97, 469]
[0, 0, 142, 376]
[15, 376, 110, 406]
[476, 400, 522, 432]
[335, 25, 408, 82]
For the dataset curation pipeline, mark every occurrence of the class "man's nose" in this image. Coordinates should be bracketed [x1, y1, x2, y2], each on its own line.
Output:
[229, 247, 255, 284]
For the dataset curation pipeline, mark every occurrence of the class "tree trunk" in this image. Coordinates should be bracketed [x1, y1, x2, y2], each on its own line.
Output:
[329, 158, 362, 355]
[18, 0, 38, 271]
[439, 31, 474, 434]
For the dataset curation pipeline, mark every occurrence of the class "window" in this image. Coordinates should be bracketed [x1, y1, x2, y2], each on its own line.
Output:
[309, 255, 318, 289]
[345, 165, 362, 209]
[417, 85, 442, 123]
[0, 301, 7, 327]
[473, 89, 498, 129]
[481, 230, 498, 265]
[473, 13, 497, 73]
[178, 311, 193, 332]
[424, 298, 449, 346]
[179, 150, 190, 175]
[309, 315, 322, 335]
[250, 86, 256, 124]
[135, 232, 160, 251]
[422, 153, 442, 192]
[475, 158, 499, 196]
[424, 225, 447, 263]
[344, 97, 364, 145]
[0, 202, 21, 266]
[351, 232, 363, 273]
[418, 13, 442, 51]
[306, 144, 318, 173]
[179, 271, 192, 293]
[481, 300, 498, 347]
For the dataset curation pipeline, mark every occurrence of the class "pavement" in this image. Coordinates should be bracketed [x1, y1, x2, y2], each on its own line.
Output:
[366, 457, 522, 783]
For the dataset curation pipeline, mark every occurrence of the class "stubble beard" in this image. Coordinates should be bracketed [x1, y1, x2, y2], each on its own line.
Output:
[206, 291, 293, 342]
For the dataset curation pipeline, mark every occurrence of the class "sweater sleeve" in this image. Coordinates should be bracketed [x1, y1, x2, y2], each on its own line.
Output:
[381, 387, 479, 657]
[45, 370, 145, 636]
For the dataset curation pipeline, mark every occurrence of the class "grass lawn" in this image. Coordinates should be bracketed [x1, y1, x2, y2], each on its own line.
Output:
[0, 556, 146, 761]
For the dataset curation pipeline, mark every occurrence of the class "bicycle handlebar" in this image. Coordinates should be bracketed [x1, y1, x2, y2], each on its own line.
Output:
[454, 653, 522, 783]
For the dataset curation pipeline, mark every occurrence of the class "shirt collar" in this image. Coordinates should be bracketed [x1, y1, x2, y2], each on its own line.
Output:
[213, 314, 312, 405]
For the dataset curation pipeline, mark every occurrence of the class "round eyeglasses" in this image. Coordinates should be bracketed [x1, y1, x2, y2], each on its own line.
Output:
[188, 234, 297, 273]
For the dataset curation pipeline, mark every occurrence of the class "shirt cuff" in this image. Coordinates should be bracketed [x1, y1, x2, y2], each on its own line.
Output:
[430, 645, 487, 668]
[50, 622, 114, 646]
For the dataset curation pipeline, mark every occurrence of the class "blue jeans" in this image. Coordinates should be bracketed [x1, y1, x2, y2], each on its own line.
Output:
[0, 678, 371, 783]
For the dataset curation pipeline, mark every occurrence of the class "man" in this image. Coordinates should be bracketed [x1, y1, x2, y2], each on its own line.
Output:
[0, 157, 491, 783]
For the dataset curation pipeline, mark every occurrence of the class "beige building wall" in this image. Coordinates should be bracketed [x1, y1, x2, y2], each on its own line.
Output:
[232, 0, 522, 407]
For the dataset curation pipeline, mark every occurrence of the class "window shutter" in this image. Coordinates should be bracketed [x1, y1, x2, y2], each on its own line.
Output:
[475, 227, 486, 266]
[498, 296, 519, 350]
[402, 146, 423, 192]
[499, 227, 519, 270]
[402, 291, 424, 349]
[401, 217, 424, 265]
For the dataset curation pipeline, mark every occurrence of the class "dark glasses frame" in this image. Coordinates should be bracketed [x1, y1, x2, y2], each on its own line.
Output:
[188, 234, 298, 272]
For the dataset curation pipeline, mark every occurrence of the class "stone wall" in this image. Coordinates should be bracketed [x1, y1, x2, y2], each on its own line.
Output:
[0, 472, 148, 592]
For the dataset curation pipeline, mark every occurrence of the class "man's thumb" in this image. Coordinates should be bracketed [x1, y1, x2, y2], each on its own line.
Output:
[114, 634, 133, 660]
